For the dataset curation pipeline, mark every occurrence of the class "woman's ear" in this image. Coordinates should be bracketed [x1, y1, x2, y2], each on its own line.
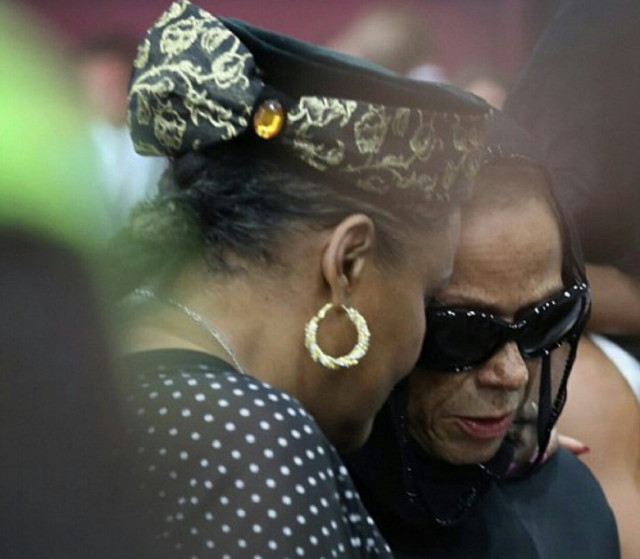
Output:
[321, 214, 376, 306]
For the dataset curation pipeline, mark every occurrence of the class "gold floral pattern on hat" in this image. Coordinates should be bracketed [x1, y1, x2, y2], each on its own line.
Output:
[129, 2, 260, 154]
[129, 0, 491, 202]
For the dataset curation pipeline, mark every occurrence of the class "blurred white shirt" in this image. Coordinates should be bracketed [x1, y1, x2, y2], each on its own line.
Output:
[91, 120, 166, 233]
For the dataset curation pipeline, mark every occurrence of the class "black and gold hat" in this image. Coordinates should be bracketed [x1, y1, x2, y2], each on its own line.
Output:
[129, 0, 492, 202]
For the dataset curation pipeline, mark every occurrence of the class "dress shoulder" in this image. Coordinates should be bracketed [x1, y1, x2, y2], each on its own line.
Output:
[117, 349, 392, 558]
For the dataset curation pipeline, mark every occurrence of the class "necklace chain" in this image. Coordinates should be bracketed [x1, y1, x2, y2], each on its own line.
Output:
[133, 288, 247, 376]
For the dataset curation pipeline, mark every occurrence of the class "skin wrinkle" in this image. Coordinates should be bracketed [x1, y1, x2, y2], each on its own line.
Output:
[409, 188, 563, 465]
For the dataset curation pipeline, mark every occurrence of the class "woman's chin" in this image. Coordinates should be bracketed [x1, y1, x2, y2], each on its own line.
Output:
[431, 438, 505, 466]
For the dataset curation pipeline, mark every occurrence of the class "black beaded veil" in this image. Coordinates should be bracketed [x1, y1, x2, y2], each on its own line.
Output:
[343, 113, 591, 530]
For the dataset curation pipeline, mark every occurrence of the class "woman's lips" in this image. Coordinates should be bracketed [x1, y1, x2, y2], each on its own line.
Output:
[456, 413, 515, 439]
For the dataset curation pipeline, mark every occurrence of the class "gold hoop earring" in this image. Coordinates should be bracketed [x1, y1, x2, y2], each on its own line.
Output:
[304, 303, 370, 370]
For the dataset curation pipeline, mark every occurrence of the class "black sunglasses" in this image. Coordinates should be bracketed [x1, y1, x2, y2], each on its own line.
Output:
[420, 282, 590, 372]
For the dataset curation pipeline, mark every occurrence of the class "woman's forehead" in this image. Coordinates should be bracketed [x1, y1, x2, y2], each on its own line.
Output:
[441, 200, 563, 315]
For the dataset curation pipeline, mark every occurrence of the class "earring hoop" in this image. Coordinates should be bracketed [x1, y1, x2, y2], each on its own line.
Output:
[304, 303, 371, 370]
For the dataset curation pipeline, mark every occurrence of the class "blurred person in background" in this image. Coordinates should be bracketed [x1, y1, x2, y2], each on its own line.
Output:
[505, 0, 640, 557]
[327, 1, 447, 81]
[0, 4, 142, 557]
[76, 31, 166, 233]
[455, 65, 511, 110]
[0, 228, 141, 559]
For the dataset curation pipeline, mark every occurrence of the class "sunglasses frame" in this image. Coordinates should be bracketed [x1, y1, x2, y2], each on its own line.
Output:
[421, 282, 591, 373]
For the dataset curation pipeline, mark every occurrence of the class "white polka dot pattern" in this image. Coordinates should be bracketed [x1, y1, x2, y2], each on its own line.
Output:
[119, 350, 392, 558]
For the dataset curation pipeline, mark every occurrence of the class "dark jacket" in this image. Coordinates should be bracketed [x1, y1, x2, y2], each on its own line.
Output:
[355, 449, 620, 559]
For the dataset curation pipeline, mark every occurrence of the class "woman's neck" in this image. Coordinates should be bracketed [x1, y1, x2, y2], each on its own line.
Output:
[122, 266, 316, 398]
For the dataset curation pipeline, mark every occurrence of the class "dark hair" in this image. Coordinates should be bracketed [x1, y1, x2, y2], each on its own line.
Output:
[110, 137, 455, 296]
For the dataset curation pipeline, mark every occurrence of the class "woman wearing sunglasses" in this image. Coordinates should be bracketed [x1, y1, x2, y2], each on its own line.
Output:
[344, 115, 620, 559]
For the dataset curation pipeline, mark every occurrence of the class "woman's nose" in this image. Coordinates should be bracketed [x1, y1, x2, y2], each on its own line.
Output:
[476, 341, 529, 390]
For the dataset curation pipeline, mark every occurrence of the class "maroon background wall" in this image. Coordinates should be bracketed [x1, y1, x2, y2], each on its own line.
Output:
[20, 0, 549, 79]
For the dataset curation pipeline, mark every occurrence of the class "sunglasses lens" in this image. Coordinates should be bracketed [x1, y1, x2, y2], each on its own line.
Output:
[422, 286, 588, 372]
[422, 310, 503, 371]
[519, 296, 584, 357]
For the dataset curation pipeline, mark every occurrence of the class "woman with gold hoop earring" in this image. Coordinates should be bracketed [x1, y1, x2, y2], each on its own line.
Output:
[110, 2, 492, 557]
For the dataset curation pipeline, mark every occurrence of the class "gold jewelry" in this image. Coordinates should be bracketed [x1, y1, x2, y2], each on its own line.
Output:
[253, 99, 286, 139]
[304, 303, 370, 370]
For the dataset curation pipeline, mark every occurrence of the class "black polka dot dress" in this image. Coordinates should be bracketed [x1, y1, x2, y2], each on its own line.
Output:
[117, 349, 393, 558]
